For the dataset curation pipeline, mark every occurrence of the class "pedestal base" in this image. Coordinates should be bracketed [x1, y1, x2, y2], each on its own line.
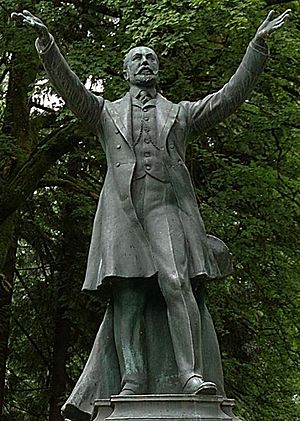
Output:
[92, 394, 234, 421]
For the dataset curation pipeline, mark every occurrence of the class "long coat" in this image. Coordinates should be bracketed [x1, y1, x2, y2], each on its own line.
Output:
[38, 38, 268, 293]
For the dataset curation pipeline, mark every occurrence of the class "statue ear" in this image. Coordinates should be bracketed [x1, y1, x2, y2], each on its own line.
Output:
[123, 69, 129, 81]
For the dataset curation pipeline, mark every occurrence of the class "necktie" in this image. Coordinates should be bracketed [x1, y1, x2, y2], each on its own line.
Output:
[139, 90, 151, 104]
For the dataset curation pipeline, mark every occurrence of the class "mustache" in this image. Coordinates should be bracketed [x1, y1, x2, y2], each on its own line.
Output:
[135, 66, 159, 75]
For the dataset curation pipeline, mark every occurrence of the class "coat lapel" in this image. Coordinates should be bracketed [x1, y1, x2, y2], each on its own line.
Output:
[105, 92, 132, 147]
[106, 92, 179, 149]
[156, 94, 179, 148]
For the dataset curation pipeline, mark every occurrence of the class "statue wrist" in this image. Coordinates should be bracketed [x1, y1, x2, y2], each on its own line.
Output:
[36, 33, 52, 54]
[250, 36, 269, 56]
[253, 34, 267, 46]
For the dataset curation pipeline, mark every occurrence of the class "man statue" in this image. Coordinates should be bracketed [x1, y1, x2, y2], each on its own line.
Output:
[12, 7, 290, 419]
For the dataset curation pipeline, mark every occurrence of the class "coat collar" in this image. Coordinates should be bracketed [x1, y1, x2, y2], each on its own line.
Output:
[105, 92, 179, 149]
[129, 85, 157, 100]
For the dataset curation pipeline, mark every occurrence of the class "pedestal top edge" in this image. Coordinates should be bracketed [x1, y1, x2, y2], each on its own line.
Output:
[108, 394, 225, 403]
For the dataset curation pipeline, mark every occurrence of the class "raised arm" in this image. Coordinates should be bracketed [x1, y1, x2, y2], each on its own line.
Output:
[11, 10, 104, 134]
[184, 9, 291, 132]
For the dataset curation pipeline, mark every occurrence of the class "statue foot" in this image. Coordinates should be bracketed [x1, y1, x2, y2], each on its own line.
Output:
[183, 376, 217, 395]
[119, 387, 137, 396]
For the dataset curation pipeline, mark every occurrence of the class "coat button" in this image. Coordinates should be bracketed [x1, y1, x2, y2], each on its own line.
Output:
[116, 144, 121, 149]
[115, 162, 120, 167]
[145, 164, 151, 170]
[170, 144, 174, 149]
[115, 129, 119, 134]
[144, 151, 150, 157]
[145, 139, 150, 144]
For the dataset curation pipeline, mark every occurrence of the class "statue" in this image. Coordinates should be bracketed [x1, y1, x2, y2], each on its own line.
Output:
[12, 8, 290, 421]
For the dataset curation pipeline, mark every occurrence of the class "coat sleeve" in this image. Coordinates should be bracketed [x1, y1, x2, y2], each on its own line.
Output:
[182, 40, 269, 132]
[36, 35, 104, 134]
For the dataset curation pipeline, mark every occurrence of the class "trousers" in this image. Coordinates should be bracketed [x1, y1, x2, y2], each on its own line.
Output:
[113, 174, 204, 392]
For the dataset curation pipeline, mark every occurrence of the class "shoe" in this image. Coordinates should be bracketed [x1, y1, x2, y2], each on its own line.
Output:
[119, 387, 136, 396]
[183, 376, 217, 395]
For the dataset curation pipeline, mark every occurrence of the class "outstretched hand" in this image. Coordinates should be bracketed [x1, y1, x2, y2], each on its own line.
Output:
[11, 10, 50, 49]
[255, 9, 291, 42]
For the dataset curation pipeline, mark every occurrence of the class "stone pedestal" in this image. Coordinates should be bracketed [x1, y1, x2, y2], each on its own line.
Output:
[92, 394, 234, 421]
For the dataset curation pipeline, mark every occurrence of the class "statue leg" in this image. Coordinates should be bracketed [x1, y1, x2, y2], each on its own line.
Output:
[183, 285, 204, 376]
[133, 176, 215, 393]
[158, 271, 201, 386]
[157, 272, 216, 394]
[196, 284, 226, 396]
[112, 278, 148, 394]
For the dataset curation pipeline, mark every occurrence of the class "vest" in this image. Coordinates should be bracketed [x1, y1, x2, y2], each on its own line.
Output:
[132, 97, 167, 182]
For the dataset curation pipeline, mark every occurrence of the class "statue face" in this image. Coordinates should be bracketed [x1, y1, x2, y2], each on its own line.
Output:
[123, 46, 159, 88]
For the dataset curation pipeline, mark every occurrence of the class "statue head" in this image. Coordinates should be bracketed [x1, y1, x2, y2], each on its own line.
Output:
[123, 46, 159, 88]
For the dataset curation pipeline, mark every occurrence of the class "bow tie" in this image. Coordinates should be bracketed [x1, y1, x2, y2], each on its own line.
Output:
[138, 90, 152, 104]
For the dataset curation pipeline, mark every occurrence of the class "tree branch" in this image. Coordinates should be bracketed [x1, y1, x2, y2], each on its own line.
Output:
[0, 1, 9, 13]
[15, 269, 52, 357]
[265, 0, 294, 5]
[0, 123, 86, 226]
[0, 68, 9, 85]
[29, 100, 56, 114]
[11, 316, 50, 369]
[70, 0, 120, 18]
[4, 402, 43, 419]
[38, 176, 100, 200]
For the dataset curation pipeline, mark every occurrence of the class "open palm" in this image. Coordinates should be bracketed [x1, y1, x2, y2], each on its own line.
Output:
[11, 9, 50, 48]
[256, 9, 291, 41]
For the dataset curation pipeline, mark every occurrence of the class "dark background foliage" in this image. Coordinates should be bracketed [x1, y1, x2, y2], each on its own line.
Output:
[0, 0, 299, 420]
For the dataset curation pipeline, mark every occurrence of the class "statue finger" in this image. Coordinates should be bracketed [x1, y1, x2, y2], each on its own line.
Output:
[277, 9, 291, 20]
[271, 12, 290, 28]
[270, 21, 287, 32]
[11, 11, 19, 20]
[23, 9, 37, 18]
[23, 16, 36, 26]
[265, 9, 275, 22]
[274, 9, 291, 22]
[258, 9, 274, 31]
[11, 13, 33, 28]
[23, 9, 43, 24]
[11, 12, 25, 23]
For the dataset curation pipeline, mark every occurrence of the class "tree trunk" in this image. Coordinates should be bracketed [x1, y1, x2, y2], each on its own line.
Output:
[48, 296, 71, 421]
[48, 182, 84, 420]
[0, 45, 37, 416]
[0, 32, 84, 419]
[0, 215, 17, 416]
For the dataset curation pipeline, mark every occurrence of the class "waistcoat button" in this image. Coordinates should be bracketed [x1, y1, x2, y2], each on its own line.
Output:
[116, 144, 121, 149]
[115, 162, 120, 167]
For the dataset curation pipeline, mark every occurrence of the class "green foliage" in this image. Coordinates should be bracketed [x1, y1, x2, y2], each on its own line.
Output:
[0, 0, 299, 420]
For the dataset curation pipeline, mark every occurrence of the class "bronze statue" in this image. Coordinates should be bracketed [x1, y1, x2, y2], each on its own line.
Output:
[12, 8, 290, 420]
